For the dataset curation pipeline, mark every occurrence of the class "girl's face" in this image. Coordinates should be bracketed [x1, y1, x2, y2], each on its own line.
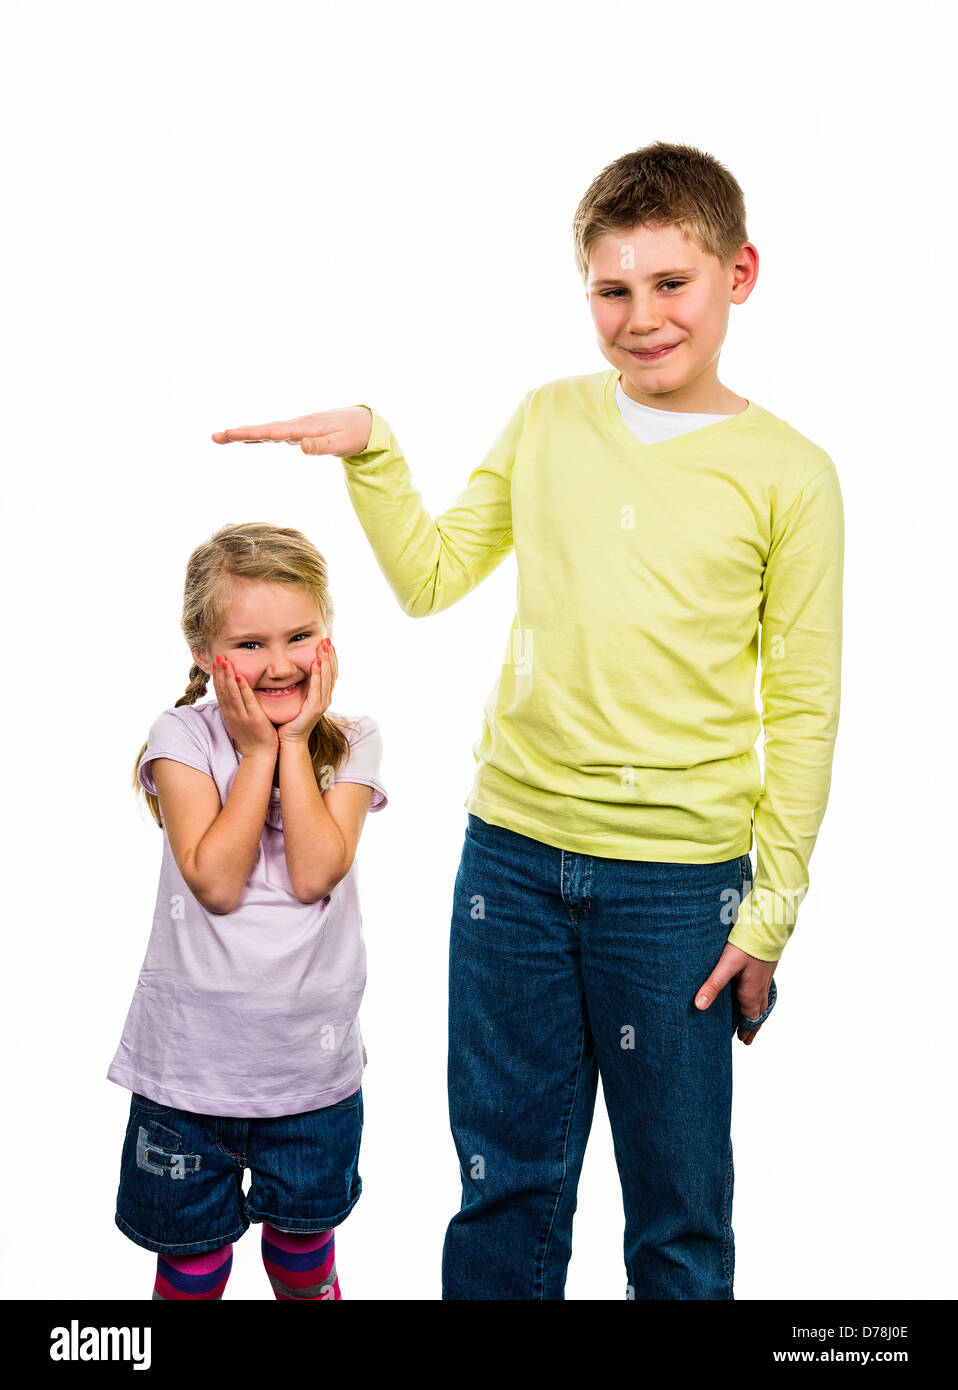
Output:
[197, 579, 327, 726]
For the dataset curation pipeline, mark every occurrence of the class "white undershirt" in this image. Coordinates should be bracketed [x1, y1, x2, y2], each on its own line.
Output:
[616, 380, 735, 445]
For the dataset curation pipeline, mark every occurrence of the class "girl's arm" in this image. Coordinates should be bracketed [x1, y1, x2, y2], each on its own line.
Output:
[152, 750, 275, 914]
[277, 741, 373, 902]
[155, 652, 281, 914]
[274, 639, 375, 902]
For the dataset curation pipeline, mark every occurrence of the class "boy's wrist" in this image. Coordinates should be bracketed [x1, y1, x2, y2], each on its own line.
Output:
[344, 403, 389, 459]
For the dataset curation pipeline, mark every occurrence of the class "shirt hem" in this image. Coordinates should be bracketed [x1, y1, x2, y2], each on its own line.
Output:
[464, 792, 752, 863]
[106, 1063, 365, 1119]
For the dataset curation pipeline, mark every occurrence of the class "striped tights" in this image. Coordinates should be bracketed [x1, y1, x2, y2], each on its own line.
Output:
[153, 1224, 340, 1299]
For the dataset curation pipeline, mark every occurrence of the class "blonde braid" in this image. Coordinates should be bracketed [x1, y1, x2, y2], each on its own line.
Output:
[175, 663, 211, 708]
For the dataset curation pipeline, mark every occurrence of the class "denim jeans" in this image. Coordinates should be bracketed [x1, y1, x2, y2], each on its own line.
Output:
[442, 813, 749, 1300]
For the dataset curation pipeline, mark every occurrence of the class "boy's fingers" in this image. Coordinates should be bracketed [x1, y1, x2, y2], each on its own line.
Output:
[301, 435, 339, 454]
[212, 421, 300, 444]
[694, 957, 738, 1010]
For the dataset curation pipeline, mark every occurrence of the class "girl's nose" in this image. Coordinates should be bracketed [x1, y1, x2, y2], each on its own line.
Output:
[264, 654, 299, 678]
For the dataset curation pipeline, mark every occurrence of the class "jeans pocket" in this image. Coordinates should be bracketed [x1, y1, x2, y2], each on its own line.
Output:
[323, 1088, 361, 1112]
[732, 976, 778, 1032]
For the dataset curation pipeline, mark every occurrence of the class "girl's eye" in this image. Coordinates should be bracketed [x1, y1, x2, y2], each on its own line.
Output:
[236, 633, 312, 650]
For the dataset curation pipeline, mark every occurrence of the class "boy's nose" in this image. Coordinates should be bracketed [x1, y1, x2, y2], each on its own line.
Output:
[627, 306, 666, 331]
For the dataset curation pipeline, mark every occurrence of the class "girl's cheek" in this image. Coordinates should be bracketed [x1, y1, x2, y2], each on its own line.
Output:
[230, 655, 259, 686]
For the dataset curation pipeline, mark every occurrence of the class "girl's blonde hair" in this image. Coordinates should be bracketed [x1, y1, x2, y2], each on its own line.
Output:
[134, 522, 361, 828]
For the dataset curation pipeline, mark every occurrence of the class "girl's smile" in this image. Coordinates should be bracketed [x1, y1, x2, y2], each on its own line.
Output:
[257, 679, 305, 698]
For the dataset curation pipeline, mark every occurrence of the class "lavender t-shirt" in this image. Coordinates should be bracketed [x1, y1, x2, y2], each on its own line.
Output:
[107, 699, 387, 1117]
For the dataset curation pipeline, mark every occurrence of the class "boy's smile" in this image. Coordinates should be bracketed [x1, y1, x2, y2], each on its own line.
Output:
[585, 223, 757, 414]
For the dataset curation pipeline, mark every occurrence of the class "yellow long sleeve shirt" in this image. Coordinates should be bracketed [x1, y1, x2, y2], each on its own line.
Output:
[341, 368, 844, 961]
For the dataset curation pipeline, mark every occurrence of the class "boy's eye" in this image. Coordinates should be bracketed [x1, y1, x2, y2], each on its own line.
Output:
[599, 281, 684, 297]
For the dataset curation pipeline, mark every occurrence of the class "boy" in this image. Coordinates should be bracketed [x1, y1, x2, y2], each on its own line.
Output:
[213, 140, 844, 1299]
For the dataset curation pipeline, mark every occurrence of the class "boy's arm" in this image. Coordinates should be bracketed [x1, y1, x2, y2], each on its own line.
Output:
[338, 394, 530, 616]
[726, 462, 845, 962]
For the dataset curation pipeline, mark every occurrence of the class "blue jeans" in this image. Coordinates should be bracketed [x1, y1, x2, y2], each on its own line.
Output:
[114, 1089, 363, 1256]
[442, 814, 750, 1300]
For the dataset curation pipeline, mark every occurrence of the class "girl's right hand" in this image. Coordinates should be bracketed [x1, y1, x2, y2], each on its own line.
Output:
[211, 655, 280, 761]
[211, 406, 373, 457]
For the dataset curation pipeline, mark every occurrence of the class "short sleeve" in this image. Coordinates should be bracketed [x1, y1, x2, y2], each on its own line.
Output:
[138, 707, 215, 795]
[333, 716, 388, 811]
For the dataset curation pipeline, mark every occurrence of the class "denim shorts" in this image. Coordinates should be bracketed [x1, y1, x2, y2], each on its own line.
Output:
[114, 1088, 363, 1256]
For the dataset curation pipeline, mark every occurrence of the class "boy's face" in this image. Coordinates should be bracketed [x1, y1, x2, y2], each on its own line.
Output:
[585, 224, 757, 410]
[193, 579, 328, 727]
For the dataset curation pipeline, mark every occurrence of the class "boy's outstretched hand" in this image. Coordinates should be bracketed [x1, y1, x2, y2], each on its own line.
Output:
[211, 406, 373, 457]
[695, 943, 778, 1046]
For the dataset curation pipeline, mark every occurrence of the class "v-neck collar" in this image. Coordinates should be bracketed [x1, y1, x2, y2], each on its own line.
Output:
[602, 369, 755, 451]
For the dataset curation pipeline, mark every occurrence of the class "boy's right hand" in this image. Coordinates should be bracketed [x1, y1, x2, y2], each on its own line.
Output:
[211, 655, 280, 762]
[211, 406, 373, 457]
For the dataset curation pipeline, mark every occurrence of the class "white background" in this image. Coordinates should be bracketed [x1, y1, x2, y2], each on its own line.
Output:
[2, 0, 955, 1302]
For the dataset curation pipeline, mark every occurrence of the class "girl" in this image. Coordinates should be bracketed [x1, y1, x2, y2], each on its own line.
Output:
[108, 522, 388, 1300]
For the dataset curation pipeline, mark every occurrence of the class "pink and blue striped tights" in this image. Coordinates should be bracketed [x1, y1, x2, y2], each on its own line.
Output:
[153, 1224, 341, 1299]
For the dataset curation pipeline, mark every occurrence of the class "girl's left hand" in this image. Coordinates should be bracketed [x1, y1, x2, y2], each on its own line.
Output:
[278, 638, 339, 745]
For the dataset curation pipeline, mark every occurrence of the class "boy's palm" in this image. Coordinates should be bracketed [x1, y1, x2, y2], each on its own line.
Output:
[211, 406, 373, 457]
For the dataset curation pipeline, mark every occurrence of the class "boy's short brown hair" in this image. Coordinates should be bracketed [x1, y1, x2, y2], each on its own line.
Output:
[572, 140, 748, 282]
